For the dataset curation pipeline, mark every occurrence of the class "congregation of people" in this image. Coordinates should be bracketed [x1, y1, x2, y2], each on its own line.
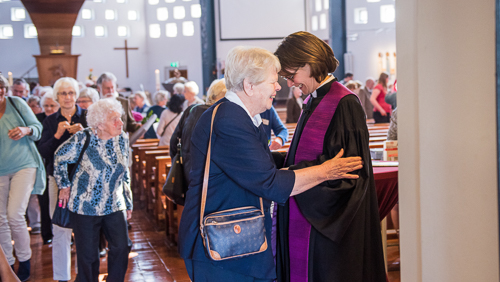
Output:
[0, 31, 398, 282]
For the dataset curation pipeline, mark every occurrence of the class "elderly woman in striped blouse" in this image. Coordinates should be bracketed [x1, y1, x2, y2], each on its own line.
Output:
[53, 98, 133, 282]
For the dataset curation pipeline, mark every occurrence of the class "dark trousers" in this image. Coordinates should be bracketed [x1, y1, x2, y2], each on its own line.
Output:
[373, 111, 391, 123]
[184, 259, 273, 282]
[37, 180, 53, 241]
[70, 211, 132, 282]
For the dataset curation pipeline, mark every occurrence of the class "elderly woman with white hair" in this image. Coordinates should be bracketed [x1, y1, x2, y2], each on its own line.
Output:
[173, 82, 185, 95]
[76, 87, 99, 110]
[178, 46, 363, 281]
[38, 77, 87, 282]
[54, 98, 133, 282]
[132, 90, 151, 115]
[182, 81, 204, 110]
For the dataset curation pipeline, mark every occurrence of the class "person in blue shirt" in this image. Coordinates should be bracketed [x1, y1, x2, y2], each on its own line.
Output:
[260, 106, 288, 150]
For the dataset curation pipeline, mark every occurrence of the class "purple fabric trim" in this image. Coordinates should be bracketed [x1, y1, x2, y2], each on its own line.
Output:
[288, 82, 355, 281]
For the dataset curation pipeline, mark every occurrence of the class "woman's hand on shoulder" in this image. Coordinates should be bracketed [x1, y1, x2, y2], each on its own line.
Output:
[55, 121, 70, 139]
[321, 149, 363, 181]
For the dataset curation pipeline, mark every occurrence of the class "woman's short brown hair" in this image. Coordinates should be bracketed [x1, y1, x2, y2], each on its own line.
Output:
[275, 31, 339, 83]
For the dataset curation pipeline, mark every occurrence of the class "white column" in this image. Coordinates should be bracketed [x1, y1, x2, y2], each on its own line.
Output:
[397, 0, 499, 281]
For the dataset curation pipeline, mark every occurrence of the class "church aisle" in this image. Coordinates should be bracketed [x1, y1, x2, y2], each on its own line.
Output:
[22, 206, 400, 281]
[22, 208, 190, 282]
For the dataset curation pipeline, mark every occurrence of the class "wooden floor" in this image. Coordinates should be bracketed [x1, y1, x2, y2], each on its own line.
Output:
[17, 207, 400, 281]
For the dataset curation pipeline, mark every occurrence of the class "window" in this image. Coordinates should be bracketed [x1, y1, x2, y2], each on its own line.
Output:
[165, 0, 175, 3]
[95, 25, 107, 37]
[157, 7, 168, 21]
[367, 0, 380, 2]
[315, 0, 322, 12]
[116, 0, 127, 3]
[319, 13, 327, 30]
[0, 0, 11, 2]
[94, 0, 104, 2]
[182, 21, 194, 36]
[105, 10, 116, 20]
[380, 5, 395, 23]
[311, 15, 318, 31]
[0, 25, 14, 39]
[24, 24, 37, 38]
[166, 23, 177, 37]
[82, 9, 94, 20]
[324, 0, 329, 10]
[149, 24, 161, 38]
[191, 4, 201, 18]
[354, 7, 368, 24]
[11, 7, 26, 21]
[173, 6, 185, 19]
[183, 0, 191, 1]
[118, 26, 129, 37]
[149, 0, 159, 5]
[72, 26, 84, 37]
[128, 10, 138, 20]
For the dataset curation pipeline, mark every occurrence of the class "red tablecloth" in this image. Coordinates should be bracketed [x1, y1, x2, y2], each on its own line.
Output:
[373, 167, 398, 220]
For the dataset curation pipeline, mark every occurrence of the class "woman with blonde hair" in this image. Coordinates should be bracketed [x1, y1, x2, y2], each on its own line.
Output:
[38, 77, 86, 282]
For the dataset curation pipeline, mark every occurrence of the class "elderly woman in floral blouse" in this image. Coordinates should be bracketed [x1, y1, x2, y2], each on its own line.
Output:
[54, 98, 133, 282]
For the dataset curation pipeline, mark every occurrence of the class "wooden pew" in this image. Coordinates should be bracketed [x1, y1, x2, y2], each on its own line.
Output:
[144, 149, 170, 228]
[131, 141, 158, 199]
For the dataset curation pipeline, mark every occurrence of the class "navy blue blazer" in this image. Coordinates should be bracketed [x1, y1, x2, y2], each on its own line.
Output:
[178, 98, 295, 280]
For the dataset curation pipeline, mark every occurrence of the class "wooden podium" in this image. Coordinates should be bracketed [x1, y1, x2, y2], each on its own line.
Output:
[34, 54, 80, 86]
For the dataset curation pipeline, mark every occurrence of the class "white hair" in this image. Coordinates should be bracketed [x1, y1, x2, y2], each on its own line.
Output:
[53, 77, 79, 103]
[39, 86, 53, 97]
[184, 81, 199, 95]
[154, 90, 170, 105]
[173, 83, 185, 94]
[225, 46, 281, 92]
[40, 92, 59, 108]
[87, 98, 124, 128]
[79, 87, 100, 103]
[96, 72, 117, 87]
[206, 79, 226, 105]
[134, 91, 151, 106]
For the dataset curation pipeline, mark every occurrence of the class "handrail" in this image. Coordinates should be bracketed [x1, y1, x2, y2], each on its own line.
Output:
[20, 64, 37, 79]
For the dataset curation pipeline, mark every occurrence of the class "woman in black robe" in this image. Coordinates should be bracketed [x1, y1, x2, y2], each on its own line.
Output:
[275, 31, 386, 282]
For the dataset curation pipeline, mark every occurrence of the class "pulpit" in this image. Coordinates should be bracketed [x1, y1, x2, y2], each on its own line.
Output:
[34, 54, 80, 86]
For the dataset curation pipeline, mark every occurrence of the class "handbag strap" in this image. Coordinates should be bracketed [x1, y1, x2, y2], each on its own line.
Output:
[69, 130, 91, 182]
[199, 103, 264, 229]
[160, 112, 180, 137]
[7, 97, 27, 126]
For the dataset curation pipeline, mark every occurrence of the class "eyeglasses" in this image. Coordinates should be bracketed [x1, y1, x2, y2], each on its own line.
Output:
[77, 99, 92, 104]
[282, 68, 299, 82]
[57, 91, 76, 97]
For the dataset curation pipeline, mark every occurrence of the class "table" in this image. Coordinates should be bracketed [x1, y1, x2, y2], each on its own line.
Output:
[373, 166, 399, 221]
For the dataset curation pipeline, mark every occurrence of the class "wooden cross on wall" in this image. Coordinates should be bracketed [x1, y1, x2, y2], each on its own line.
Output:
[114, 40, 138, 78]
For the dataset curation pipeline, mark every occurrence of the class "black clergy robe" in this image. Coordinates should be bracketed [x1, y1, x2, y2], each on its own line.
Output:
[276, 79, 386, 282]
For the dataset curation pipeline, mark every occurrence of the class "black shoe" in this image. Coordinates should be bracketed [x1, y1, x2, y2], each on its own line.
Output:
[17, 259, 30, 282]
[127, 222, 132, 230]
[43, 238, 52, 245]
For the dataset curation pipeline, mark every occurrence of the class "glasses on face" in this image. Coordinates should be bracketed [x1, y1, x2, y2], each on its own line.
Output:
[57, 91, 76, 97]
[282, 68, 299, 82]
[77, 99, 91, 104]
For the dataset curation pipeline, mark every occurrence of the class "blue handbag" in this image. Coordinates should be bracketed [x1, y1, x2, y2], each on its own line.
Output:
[199, 103, 268, 261]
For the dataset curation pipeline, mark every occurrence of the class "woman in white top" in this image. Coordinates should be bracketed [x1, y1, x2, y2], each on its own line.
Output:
[157, 94, 185, 146]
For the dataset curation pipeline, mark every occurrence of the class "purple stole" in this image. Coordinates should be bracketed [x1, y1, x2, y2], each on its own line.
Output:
[286, 82, 355, 282]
